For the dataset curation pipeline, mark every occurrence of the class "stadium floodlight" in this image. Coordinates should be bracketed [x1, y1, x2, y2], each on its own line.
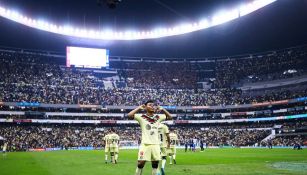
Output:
[239, 0, 276, 17]
[179, 23, 193, 34]
[62, 26, 73, 35]
[11, 10, 21, 20]
[198, 19, 210, 29]
[0, 0, 277, 40]
[0, 7, 5, 15]
[37, 20, 50, 30]
[212, 10, 239, 26]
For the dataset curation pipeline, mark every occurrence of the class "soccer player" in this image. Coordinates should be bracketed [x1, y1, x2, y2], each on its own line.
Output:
[109, 130, 120, 164]
[168, 131, 178, 165]
[189, 139, 193, 151]
[103, 133, 111, 163]
[200, 139, 204, 152]
[192, 138, 197, 152]
[128, 100, 172, 175]
[158, 123, 170, 175]
[184, 140, 188, 152]
[268, 140, 273, 149]
[2, 142, 8, 158]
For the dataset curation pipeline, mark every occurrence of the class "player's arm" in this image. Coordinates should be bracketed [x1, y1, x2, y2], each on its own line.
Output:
[158, 106, 172, 120]
[103, 137, 106, 146]
[127, 105, 145, 120]
[166, 133, 171, 149]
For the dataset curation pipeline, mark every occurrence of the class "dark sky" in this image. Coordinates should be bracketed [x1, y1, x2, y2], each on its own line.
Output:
[0, 0, 306, 58]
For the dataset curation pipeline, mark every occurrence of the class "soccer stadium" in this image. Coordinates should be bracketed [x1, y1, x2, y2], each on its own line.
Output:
[0, 0, 307, 175]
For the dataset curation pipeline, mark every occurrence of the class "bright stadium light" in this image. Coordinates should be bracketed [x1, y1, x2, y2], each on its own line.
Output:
[0, 0, 277, 40]
[11, 10, 21, 21]
[212, 10, 239, 26]
[0, 7, 5, 15]
[199, 19, 210, 29]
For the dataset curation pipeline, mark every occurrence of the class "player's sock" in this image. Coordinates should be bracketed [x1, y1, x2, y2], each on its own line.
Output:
[161, 159, 166, 169]
[159, 159, 165, 175]
[111, 156, 115, 163]
[160, 168, 165, 175]
[169, 156, 173, 164]
[105, 155, 108, 163]
[135, 168, 143, 175]
[115, 154, 118, 163]
[173, 155, 176, 164]
[152, 168, 158, 175]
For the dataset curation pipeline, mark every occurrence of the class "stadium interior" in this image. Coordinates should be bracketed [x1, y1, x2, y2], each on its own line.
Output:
[0, 0, 306, 175]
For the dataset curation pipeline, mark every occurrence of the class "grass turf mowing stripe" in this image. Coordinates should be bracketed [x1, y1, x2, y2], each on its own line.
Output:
[0, 149, 306, 175]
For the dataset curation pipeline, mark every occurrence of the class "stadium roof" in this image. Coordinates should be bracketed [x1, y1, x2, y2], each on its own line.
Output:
[0, 0, 306, 57]
[0, 0, 276, 40]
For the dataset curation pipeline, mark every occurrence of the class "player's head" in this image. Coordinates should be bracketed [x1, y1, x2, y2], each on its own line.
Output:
[110, 128, 115, 133]
[169, 127, 176, 133]
[144, 100, 156, 113]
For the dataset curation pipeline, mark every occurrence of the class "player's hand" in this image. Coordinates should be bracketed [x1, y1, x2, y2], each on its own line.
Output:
[139, 104, 145, 110]
[156, 105, 163, 112]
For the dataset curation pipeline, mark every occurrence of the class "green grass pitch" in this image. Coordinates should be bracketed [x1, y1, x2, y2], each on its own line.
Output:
[1, 148, 307, 175]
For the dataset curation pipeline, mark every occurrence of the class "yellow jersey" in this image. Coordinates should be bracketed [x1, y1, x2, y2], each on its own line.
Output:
[134, 114, 166, 145]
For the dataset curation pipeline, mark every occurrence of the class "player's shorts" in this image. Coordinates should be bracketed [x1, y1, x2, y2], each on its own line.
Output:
[109, 147, 119, 153]
[160, 147, 167, 157]
[138, 144, 161, 161]
[104, 146, 110, 153]
[168, 147, 176, 155]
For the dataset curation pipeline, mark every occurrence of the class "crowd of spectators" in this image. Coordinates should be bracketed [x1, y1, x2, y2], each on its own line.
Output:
[115, 62, 198, 89]
[1, 121, 306, 151]
[0, 125, 140, 151]
[278, 121, 307, 131]
[175, 126, 270, 147]
[1, 84, 307, 106]
[1, 46, 307, 107]
[215, 46, 307, 88]
[0, 124, 272, 151]
[1, 48, 307, 107]
[98, 87, 307, 106]
[272, 135, 306, 147]
[111, 45, 307, 88]
[0, 46, 306, 151]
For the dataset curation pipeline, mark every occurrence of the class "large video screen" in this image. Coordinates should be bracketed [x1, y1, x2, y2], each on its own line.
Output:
[66, 46, 109, 68]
